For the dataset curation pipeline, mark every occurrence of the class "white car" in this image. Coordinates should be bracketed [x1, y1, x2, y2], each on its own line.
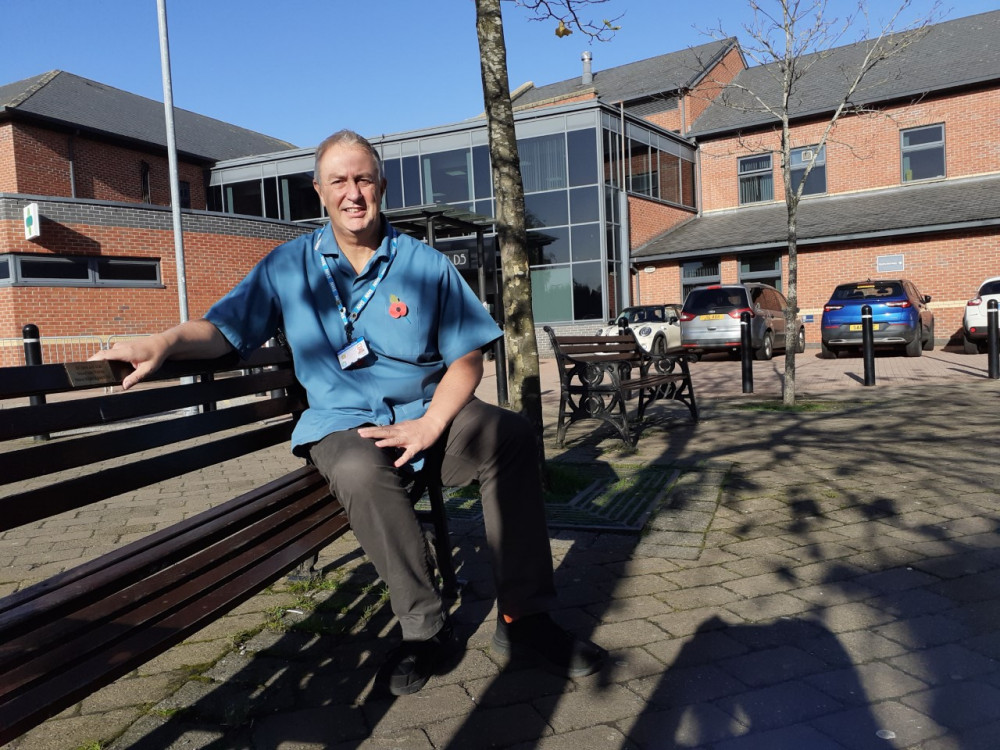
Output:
[597, 304, 683, 355]
[963, 276, 1000, 354]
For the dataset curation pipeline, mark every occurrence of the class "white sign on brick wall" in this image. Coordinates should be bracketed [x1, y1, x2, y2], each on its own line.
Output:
[23, 203, 41, 240]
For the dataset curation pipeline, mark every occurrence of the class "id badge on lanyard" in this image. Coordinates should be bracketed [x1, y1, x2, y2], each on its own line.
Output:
[316, 225, 398, 369]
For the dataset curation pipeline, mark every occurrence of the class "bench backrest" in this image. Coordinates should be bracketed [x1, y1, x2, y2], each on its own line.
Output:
[0, 346, 305, 533]
[543, 326, 645, 366]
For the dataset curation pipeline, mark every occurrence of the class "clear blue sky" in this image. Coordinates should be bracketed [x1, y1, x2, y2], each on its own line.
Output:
[1, 0, 993, 149]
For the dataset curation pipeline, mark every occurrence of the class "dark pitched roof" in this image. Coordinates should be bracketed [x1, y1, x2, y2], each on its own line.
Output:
[511, 38, 738, 108]
[0, 70, 297, 162]
[633, 175, 1000, 260]
[689, 9, 1000, 136]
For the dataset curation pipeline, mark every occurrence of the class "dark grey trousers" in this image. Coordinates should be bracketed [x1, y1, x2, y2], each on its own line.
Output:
[309, 398, 556, 641]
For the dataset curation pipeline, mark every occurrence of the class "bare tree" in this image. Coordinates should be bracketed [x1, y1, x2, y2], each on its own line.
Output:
[705, 0, 939, 405]
[474, 0, 621, 454]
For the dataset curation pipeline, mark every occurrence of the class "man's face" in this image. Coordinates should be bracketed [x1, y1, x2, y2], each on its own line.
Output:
[313, 143, 386, 245]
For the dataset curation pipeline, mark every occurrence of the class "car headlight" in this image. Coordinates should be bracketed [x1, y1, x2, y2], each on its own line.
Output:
[638, 326, 652, 337]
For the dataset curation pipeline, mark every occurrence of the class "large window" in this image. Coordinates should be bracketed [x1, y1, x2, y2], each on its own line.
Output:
[0, 254, 161, 287]
[681, 258, 720, 300]
[421, 148, 472, 206]
[901, 124, 945, 183]
[739, 154, 773, 204]
[791, 145, 826, 196]
[739, 253, 782, 291]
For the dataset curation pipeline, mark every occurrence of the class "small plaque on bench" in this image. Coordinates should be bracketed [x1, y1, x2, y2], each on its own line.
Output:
[64, 361, 115, 387]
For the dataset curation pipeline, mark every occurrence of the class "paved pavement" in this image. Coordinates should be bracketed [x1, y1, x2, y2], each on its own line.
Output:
[4, 345, 1000, 749]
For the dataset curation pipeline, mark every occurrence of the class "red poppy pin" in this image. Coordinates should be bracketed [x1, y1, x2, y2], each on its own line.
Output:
[389, 295, 409, 319]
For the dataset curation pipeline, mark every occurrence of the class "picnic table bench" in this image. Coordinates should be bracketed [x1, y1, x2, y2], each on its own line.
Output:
[0, 345, 456, 744]
[544, 326, 698, 447]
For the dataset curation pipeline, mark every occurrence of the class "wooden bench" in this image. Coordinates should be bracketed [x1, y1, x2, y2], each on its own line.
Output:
[544, 326, 699, 447]
[0, 346, 456, 744]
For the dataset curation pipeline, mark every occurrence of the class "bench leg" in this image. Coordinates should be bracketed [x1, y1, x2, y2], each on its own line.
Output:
[287, 552, 321, 583]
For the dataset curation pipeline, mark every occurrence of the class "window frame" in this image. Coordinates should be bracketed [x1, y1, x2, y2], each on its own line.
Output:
[738, 153, 774, 205]
[0, 254, 163, 288]
[900, 123, 946, 183]
[790, 145, 827, 196]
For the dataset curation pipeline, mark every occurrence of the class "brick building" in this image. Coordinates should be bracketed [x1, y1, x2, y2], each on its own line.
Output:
[2, 9, 998, 361]
[0, 70, 309, 363]
[632, 9, 1000, 345]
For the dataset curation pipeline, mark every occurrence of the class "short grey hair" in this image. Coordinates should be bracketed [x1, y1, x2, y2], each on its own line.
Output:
[313, 130, 384, 183]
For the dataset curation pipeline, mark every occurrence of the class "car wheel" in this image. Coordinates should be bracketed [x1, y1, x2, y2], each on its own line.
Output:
[819, 341, 837, 359]
[963, 334, 980, 355]
[795, 327, 806, 354]
[904, 327, 923, 357]
[922, 320, 935, 351]
[754, 331, 774, 361]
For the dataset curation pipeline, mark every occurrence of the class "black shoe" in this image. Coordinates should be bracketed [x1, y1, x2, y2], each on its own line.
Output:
[383, 622, 455, 696]
[492, 613, 604, 678]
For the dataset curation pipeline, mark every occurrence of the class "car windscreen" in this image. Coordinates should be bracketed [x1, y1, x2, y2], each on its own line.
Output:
[683, 288, 748, 312]
[979, 280, 1000, 296]
[831, 282, 904, 301]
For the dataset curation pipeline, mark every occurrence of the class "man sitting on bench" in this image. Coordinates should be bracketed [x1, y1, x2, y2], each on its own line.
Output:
[90, 130, 603, 696]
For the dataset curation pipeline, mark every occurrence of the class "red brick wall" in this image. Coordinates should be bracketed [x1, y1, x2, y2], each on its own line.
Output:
[682, 46, 746, 135]
[8, 122, 207, 209]
[629, 195, 693, 248]
[698, 87, 1000, 212]
[0, 123, 16, 193]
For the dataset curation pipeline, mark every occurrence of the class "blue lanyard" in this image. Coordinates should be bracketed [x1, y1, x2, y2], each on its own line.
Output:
[315, 224, 398, 338]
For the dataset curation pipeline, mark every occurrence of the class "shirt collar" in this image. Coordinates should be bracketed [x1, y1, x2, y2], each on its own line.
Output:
[315, 216, 392, 262]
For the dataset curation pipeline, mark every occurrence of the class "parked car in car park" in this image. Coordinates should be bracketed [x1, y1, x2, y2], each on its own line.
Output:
[597, 303, 683, 355]
[680, 283, 804, 360]
[820, 279, 934, 358]
[962, 276, 1000, 354]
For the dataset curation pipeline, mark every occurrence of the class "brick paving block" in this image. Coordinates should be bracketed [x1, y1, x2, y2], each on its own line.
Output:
[854, 566, 940, 594]
[723, 571, 804, 599]
[919, 718, 1000, 750]
[807, 661, 928, 704]
[714, 680, 843, 732]
[534, 683, 648, 733]
[464, 666, 572, 708]
[80, 672, 179, 714]
[618, 701, 743, 748]
[900, 680, 1000, 730]
[873, 613, 971, 649]
[588, 618, 673, 651]
[663, 564, 741, 588]
[592, 594, 672, 623]
[138, 638, 231, 676]
[604, 645, 675, 681]
[810, 601, 897, 634]
[802, 628, 909, 666]
[650, 606, 740, 638]
[791, 580, 876, 607]
[723, 591, 815, 621]
[509, 724, 637, 750]
[712, 723, 846, 750]
[422, 703, 552, 748]
[719, 644, 830, 687]
[330, 728, 434, 749]
[604, 556, 679, 577]
[629, 662, 748, 707]
[12, 708, 145, 750]
[779, 541, 858, 564]
[249, 704, 370, 748]
[888, 642, 1000, 682]
[666, 584, 744, 610]
[644, 629, 749, 668]
[364, 683, 472, 732]
[604, 573, 677, 598]
[814, 701, 947, 748]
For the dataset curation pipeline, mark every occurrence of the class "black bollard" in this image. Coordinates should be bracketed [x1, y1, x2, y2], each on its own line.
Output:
[22, 324, 50, 441]
[862, 305, 875, 386]
[740, 311, 754, 393]
[988, 299, 999, 380]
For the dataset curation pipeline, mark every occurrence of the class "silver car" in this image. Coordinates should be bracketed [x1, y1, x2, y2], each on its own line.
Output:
[680, 283, 805, 360]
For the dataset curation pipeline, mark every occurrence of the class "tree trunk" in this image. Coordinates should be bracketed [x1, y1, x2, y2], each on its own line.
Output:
[475, 0, 546, 460]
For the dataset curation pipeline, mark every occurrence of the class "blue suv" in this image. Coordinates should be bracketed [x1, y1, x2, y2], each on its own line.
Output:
[820, 279, 934, 358]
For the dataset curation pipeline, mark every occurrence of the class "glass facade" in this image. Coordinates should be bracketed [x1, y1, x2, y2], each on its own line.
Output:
[208, 104, 697, 324]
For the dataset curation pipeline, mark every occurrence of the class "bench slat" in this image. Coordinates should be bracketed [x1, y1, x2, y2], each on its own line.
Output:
[0, 421, 294, 532]
[0, 394, 305, 486]
[0, 499, 349, 743]
[0, 368, 298, 441]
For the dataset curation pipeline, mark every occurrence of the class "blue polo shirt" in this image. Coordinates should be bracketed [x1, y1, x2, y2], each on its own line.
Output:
[205, 220, 502, 453]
